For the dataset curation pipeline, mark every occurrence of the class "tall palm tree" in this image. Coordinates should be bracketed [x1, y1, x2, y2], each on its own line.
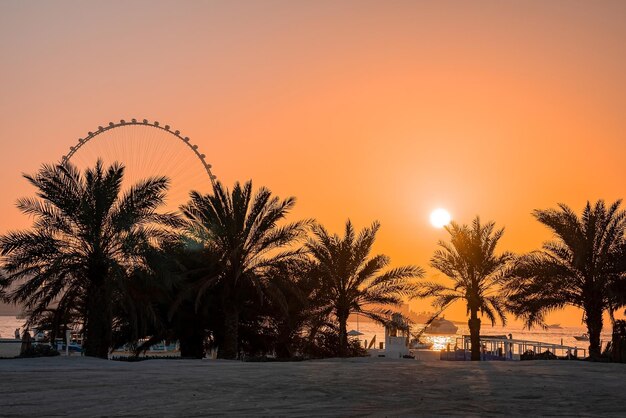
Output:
[179, 180, 309, 359]
[506, 200, 626, 359]
[111, 246, 181, 355]
[611, 245, 626, 317]
[0, 161, 178, 358]
[163, 239, 222, 359]
[259, 258, 340, 358]
[418, 217, 513, 361]
[306, 220, 424, 357]
[0, 271, 7, 303]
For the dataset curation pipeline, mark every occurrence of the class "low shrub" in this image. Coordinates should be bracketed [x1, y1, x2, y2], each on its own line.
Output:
[20, 344, 60, 358]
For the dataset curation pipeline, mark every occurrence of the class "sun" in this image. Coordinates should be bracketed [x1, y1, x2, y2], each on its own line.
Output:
[430, 208, 451, 228]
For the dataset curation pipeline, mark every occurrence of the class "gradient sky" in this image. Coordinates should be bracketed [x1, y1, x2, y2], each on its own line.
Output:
[2, 1, 626, 325]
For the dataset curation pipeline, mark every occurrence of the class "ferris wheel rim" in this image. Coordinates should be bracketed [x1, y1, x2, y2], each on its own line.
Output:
[61, 118, 217, 187]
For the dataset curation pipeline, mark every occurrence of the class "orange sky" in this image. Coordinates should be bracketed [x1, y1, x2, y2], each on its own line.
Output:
[1, 1, 626, 326]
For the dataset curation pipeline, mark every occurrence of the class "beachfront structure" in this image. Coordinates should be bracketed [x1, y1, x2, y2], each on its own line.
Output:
[0, 338, 22, 358]
[441, 335, 587, 361]
[384, 314, 410, 358]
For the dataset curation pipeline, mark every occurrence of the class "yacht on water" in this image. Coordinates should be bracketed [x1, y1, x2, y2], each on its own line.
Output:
[409, 338, 433, 349]
[573, 333, 589, 341]
[424, 318, 458, 335]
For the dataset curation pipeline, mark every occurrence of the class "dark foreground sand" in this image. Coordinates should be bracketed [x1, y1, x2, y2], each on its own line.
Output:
[0, 355, 625, 417]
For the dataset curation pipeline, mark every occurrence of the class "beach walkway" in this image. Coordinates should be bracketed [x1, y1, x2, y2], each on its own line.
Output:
[0, 356, 624, 416]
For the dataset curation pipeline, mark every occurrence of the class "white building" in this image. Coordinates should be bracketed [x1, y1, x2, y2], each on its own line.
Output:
[384, 313, 409, 358]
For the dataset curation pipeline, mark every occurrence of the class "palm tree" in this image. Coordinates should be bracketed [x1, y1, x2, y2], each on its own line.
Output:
[305, 220, 424, 357]
[418, 217, 513, 361]
[258, 258, 339, 358]
[0, 161, 178, 358]
[179, 180, 309, 359]
[506, 200, 626, 359]
[163, 239, 222, 359]
[111, 246, 181, 355]
[0, 271, 7, 303]
[611, 245, 626, 316]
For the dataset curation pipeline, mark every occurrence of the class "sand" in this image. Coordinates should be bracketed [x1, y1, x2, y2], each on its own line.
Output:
[0, 355, 625, 417]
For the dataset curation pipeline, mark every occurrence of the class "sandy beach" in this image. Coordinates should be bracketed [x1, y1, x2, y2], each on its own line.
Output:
[0, 356, 624, 417]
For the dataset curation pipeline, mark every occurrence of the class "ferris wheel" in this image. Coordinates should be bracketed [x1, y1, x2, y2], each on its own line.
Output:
[62, 118, 217, 211]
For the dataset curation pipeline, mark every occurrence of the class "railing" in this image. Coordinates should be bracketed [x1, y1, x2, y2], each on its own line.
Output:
[440, 335, 587, 361]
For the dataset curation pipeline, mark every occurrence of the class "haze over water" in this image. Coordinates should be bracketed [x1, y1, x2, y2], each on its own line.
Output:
[3, 316, 603, 353]
[347, 321, 609, 353]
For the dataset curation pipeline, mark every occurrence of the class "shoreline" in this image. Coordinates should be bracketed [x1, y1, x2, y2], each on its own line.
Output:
[1, 356, 624, 416]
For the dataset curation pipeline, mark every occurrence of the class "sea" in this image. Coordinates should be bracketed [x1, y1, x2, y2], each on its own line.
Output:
[1, 315, 612, 352]
[345, 320, 612, 352]
[1, 316, 25, 339]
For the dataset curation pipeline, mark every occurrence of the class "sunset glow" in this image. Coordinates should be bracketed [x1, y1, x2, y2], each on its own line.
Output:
[2, 1, 626, 327]
[430, 209, 451, 229]
[1, 3, 625, 415]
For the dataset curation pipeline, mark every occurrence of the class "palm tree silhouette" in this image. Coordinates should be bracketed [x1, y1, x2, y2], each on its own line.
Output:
[506, 200, 626, 359]
[306, 220, 423, 357]
[0, 160, 178, 358]
[179, 180, 309, 359]
[418, 217, 512, 361]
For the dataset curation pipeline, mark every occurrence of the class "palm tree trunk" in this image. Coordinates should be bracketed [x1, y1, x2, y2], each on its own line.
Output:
[585, 303, 603, 360]
[611, 320, 626, 363]
[179, 325, 205, 359]
[468, 309, 481, 361]
[219, 303, 239, 359]
[84, 283, 112, 359]
[180, 336, 204, 359]
[338, 309, 349, 357]
[275, 324, 293, 359]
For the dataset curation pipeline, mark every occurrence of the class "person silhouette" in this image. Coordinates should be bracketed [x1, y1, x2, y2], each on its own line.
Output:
[20, 329, 32, 355]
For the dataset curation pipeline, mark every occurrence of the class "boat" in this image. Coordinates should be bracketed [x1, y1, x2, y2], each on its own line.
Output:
[409, 337, 433, 349]
[546, 323, 562, 329]
[424, 318, 458, 335]
[573, 333, 589, 341]
[52, 340, 83, 353]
